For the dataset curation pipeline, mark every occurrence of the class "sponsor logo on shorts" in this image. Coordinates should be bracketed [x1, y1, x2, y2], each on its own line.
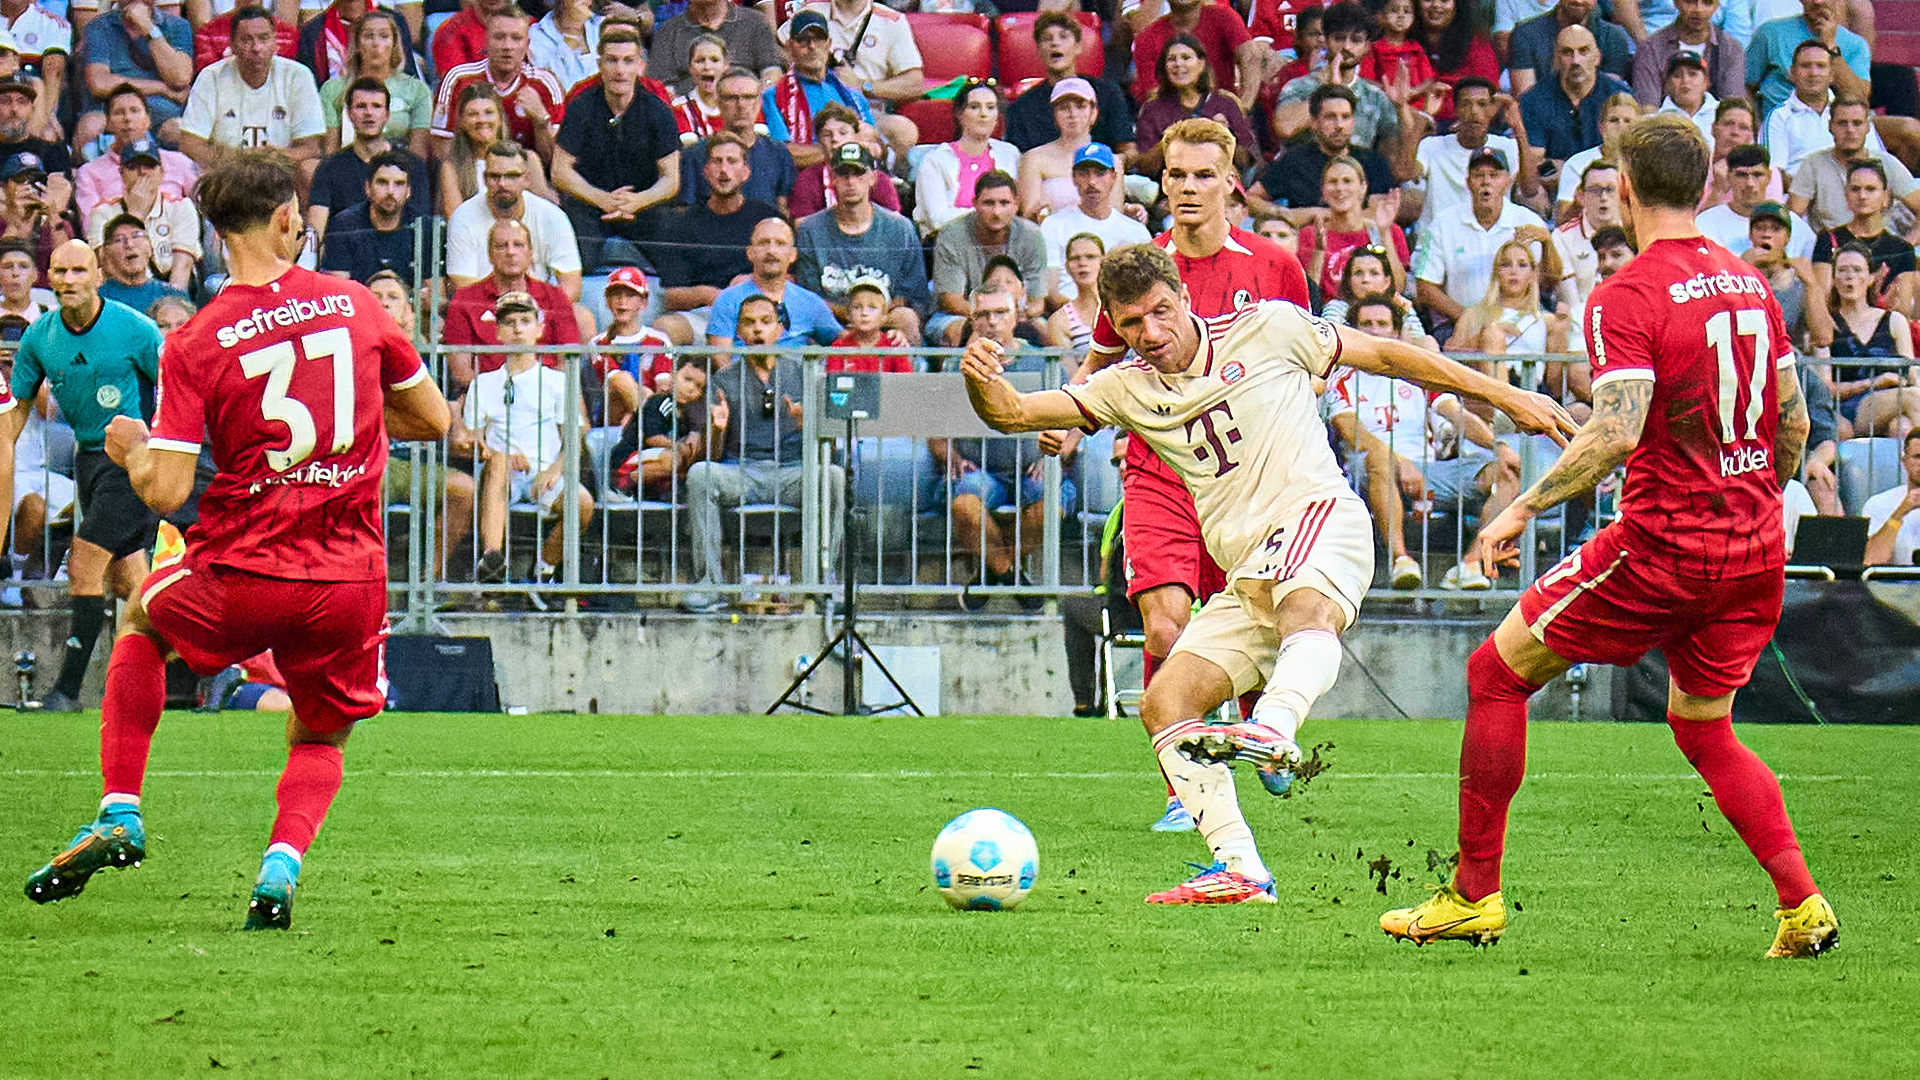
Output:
[215, 294, 357, 349]
[247, 460, 369, 494]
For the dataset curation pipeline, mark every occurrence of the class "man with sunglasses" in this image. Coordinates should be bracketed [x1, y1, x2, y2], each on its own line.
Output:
[682, 292, 844, 613]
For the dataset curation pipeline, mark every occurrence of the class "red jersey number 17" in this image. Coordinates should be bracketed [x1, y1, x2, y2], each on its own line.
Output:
[239, 326, 357, 472]
[1705, 308, 1770, 445]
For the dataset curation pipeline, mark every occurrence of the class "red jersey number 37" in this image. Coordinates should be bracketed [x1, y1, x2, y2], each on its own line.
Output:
[240, 326, 357, 472]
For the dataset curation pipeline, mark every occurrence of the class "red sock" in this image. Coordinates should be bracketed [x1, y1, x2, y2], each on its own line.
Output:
[99, 634, 167, 798]
[1455, 639, 1540, 902]
[1237, 692, 1261, 721]
[270, 744, 345, 855]
[1667, 714, 1818, 908]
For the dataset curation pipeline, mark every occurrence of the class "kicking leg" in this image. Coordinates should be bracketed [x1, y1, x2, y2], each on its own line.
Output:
[1135, 583, 1196, 826]
[1141, 651, 1274, 903]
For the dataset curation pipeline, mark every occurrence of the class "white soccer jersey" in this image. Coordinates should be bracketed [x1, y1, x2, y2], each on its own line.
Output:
[1325, 368, 1435, 462]
[1064, 300, 1362, 583]
[180, 57, 327, 150]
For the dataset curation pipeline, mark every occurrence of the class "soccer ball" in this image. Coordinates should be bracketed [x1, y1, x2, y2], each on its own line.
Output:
[930, 808, 1038, 911]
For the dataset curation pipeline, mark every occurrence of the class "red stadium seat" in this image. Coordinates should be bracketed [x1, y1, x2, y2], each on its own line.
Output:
[900, 98, 957, 145]
[995, 12, 1103, 88]
[1876, 0, 1920, 65]
[903, 10, 990, 34]
[902, 16, 991, 144]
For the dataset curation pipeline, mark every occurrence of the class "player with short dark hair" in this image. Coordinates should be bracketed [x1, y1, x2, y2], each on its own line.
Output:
[1381, 114, 1836, 958]
[23, 150, 452, 930]
[5, 240, 164, 713]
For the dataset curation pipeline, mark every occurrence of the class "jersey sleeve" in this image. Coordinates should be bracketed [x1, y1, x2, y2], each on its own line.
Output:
[1059, 366, 1126, 433]
[150, 334, 206, 454]
[1256, 300, 1343, 378]
[1585, 286, 1657, 389]
[1087, 306, 1125, 361]
[135, 315, 163, 384]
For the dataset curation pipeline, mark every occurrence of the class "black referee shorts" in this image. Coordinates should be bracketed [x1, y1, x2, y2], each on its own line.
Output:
[75, 450, 161, 560]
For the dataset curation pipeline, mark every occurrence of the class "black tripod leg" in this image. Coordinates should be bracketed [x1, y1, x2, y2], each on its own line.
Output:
[766, 630, 853, 715]
[847, 628, 924, 716]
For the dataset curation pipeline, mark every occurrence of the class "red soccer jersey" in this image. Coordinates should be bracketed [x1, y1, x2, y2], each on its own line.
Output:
[1586, 236, 1794, 580]
[150, 266, 428, 582]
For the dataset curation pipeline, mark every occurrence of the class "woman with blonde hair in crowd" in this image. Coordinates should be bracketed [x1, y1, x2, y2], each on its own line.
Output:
[1449, 238, 1578, 405]
[436, 83, 558, 217]
[1296, 155, 1408, 301]
[1046, 233, 1105, 370]
[320, 9, 432, 158]
[1017, 78, 1120, 222]
[670, 34, 732, 144]
[1819, 242, 1920, 439]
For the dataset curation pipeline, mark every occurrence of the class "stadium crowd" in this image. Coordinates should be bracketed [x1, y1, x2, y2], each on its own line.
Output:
[0, 0, 1916, 642]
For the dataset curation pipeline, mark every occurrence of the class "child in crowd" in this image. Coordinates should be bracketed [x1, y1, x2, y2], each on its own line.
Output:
[611, 357, 716, 499]
[592, 267, 675, 427]
[1361, 0, 1440, 114]
[828, 279, 912, 373]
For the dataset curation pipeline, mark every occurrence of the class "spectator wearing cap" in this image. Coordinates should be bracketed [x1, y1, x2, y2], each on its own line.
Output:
[430, 9, 566, 165]
[762, 10, 873, 171]
[785, 102, 897, 221]
[1655, 52, 1718, 144]
[1129, 0, 1263, 107]
[0, 66, 67, 189]
[915, 81, 1020, 239]
[1508, 0, 1633, 100]
[650, 131, 780, 345]
[73, 83, 196, 222]
[1004, 12, 1135, 160]
[1039, 143, 1149, 305]
[1788, 97, 1920, 232]
[1519, 25, 1637, 172]
[1699, 144, 1818, 256]
[447, 140, 583, 299]
[1249, 83, 1398, 226]
[77, 0, 191, 149]
[0, 151, 68, 284]
[1745, 0, 1871, 121]
[0, 21, 62, 144]
[84, 135, 198, 293]
[443, 217, 586, 391]
[550, 23, 682, 274]
[1631, 0, 1746, 107]
[1410, 146, 1557, 336]
[678, 67, 796, 212]
[1741, 202, 1822, 350]
[930, 168, 1045, 347]
[307, 76, 431, 240]
[651, 0, 784, 95]
[1400, 77, 1530, 230]
[706, 214, 841, 356]
[178, 6, 326, 175]
[317, 149, 419, 283]
[776, 0, 922, 170]
[591, 266, 675, 427]
[1016, 78, 1119, 223]
[453, 287, 596, 591]
[827, 277, 910, 372]
[795, 141, 925, 345]
[0, 236, 41, 325]
[94, 213, 185, 311]
[1271, 3, 1411, 157]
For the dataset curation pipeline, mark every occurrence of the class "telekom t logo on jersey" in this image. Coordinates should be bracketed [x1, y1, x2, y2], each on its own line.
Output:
[1185, 401, 1242, 477]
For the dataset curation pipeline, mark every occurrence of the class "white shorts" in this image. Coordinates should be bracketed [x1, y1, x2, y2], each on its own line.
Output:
[508, 470, 567, 515]
[13, 468, 76, 517]
[1171, 496, 1374, 695]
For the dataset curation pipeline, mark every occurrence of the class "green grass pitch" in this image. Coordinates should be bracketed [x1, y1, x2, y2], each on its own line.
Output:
[1, 713, 1915, 1078]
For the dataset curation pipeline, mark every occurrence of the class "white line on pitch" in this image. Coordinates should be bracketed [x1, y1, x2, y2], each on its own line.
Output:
[0, 768, 1854, 782]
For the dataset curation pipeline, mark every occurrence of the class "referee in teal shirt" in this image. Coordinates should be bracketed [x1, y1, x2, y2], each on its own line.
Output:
[5, 241, 163, 711]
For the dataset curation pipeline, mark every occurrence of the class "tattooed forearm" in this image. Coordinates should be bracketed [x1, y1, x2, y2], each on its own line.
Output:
[1773, 366, 1809, 487]
[1518, 377, 1652, 514]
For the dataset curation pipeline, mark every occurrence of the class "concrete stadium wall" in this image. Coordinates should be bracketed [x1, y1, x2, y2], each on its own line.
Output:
[0, 608, 1605, 720]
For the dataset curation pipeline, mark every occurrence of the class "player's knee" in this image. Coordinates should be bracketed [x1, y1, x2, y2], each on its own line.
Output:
[1142, 611, 1185, 661]
[1467, 638, 1538, 704]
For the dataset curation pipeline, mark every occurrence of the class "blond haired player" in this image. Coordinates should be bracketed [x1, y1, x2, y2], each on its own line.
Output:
[964, 243, 1576, 904]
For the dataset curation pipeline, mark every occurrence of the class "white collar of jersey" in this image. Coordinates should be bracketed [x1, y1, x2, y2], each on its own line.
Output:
[1191, 312, 1217, 377]
[1155, 231, 1254, 257]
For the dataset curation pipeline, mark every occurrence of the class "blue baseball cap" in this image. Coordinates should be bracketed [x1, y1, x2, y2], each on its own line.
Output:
[789, 10, 829, 39]
[1071, 142, 1116, 171]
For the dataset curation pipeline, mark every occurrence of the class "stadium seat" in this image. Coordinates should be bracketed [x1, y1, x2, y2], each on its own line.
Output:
[903, 10, 989, 33]
[1100, 606, 1146, 719]
[899, 98, 958, 147]
[995, 12, 1104, 88]
[902, 17, 992, 144]
[1837, 437, 1904, 515]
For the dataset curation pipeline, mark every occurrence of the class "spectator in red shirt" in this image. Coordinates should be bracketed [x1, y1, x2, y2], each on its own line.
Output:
[430, 0, 518, 79]
[431, 11, 566, 164]
[1413, 0, 1499, 125]
[442, 217, 584, 390]
[1363, 0, 1442, 113]
[828, 278, 911, 373]
[1130, 0, 1265, 107]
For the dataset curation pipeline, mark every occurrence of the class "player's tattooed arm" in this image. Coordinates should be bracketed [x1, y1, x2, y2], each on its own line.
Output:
[1516, 377, 1653, 514]
[1772, 364, 1810, 489]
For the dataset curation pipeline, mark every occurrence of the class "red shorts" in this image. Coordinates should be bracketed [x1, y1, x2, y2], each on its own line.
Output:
[1518, 524, 1783, 699]
[1121, 440, 1227, 602]
[141, 558, 389, 733]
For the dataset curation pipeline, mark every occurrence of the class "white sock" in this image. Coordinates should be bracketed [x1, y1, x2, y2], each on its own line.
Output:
[1254, 629, 1342, 739]
[265, 842, 303, 866]
[100, 793, 139, 812]
[1153, 719, 1269, 882]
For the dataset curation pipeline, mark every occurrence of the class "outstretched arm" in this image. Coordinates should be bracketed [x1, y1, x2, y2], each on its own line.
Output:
[961, 337, 1096, 434]
[1471, 376, 1653, 574]
[1335, 325, 1579, 444]
[1773, 364, 1810, 487]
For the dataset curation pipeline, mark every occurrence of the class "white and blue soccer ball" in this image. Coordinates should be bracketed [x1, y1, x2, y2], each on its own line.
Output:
[930, 808, 1038, 911]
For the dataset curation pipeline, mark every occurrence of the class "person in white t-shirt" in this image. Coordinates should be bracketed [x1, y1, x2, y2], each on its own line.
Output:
[1405, 77, 1524, 230]
[1862, 430, 1920, 567]
[455, 290, 596, 588]
[1038, 143, 1149, 305]
[178, 7, 325, 176]
[1697, 142, 1815, 257]
[960, 241, 1573, 908]
[445, 140, 582, 298]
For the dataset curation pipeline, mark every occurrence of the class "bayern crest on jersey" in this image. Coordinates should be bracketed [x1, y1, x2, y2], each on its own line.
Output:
[1220, 360, 1246, 384]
